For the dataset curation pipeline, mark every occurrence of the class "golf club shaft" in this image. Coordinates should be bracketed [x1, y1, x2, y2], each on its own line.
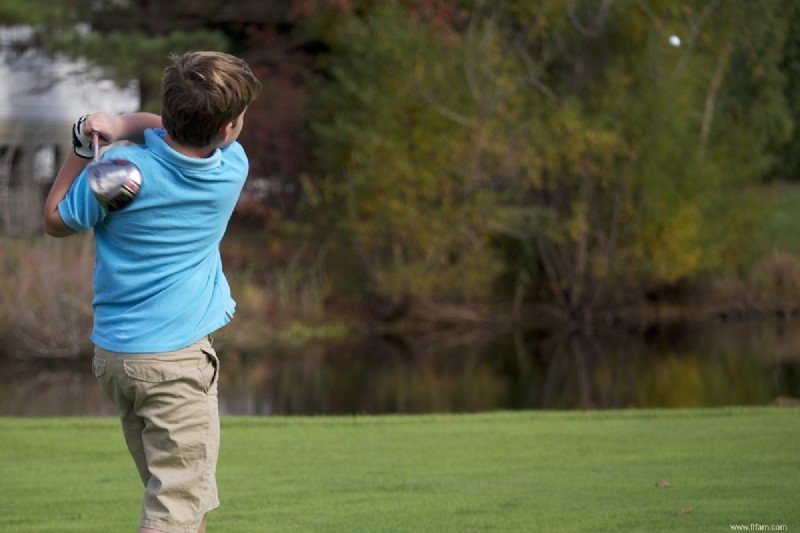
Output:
[92, 131, 100, 162]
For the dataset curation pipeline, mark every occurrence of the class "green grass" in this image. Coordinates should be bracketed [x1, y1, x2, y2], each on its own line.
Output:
[1, 409, 797, 532]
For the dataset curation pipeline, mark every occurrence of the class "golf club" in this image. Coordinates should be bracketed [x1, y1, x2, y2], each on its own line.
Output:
[87, 131, 143, 211]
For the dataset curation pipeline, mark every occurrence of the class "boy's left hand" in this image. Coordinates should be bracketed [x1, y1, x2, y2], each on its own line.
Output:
[72, 115, 95, 158]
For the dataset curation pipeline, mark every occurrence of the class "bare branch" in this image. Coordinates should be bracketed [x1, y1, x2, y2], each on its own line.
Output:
[671, 0, 723, 76]
[567, 0, 615, 38]
[463, 0, 485, 105]
[515, 41, 558, 103]
[414, 81, 476, 129]
[701, 39, 733, 150]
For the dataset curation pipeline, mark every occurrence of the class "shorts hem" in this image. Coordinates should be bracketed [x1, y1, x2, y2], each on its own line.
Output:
[139, 500, 219, 533]
[140, 518, 202, 533]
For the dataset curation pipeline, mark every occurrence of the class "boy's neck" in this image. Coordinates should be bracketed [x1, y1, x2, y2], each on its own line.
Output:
[165, 134, 217, 159]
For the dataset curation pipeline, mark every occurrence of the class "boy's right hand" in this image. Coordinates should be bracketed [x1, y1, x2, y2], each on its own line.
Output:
[72, 113, 120, 158]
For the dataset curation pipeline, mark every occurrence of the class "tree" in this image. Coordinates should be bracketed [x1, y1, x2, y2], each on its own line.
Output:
[306, 0, 792, 323]
[7, 0, 793, 322]
[309, 2, 501, 301]
[2, 1, 315, 220]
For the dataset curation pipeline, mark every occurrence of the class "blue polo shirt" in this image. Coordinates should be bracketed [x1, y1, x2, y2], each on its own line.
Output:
[58, 128, 247, 353]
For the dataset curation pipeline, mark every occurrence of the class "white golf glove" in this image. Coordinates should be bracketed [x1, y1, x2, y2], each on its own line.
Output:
[72, 115, 94, 159]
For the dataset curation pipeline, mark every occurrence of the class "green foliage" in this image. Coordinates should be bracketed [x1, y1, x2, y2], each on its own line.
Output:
[1, 0, 231, 109]
[311, 2, 503, 300]
[775, 0, 800, 179]
[762, 183, 800, 254]
[48, 28, 228, 110]
[0, 0, 75, 25]
[5, 0, 799, 317]
[307, 0, 793, 316]
[705, 0, 792, 181]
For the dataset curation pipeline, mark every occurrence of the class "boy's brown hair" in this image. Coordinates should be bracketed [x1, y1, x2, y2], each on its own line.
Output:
[161, 51, 261, 147]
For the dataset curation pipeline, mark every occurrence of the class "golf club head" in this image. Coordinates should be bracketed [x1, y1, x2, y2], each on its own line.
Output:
[88, 159, 143, 211]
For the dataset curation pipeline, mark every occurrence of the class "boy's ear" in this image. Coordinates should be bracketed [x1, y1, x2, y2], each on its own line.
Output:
[218, 121, 234, 142]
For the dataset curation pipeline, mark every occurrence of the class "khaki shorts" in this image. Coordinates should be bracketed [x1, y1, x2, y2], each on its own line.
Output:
[93, 337, 220, 533]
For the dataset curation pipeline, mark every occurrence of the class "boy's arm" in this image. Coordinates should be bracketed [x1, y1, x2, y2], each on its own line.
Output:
[42, 112, 162, 237]
[99, 112, 163, 144]
[43, 152, 91, 237]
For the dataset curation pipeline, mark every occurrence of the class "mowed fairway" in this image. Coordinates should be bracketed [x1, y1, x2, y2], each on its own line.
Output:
[1, 408, 797, 532]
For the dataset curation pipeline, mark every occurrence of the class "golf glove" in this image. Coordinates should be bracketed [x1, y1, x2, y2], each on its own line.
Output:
[72, 115, 93, 159]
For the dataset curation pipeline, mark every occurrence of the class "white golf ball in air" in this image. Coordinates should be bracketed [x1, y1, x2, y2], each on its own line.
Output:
[669, 35, 681, 47]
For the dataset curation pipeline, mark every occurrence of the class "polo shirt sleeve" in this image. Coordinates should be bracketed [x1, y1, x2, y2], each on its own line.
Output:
[57, 169, 107, 232]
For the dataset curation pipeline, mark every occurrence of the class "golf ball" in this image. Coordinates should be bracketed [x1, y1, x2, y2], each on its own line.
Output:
[669, 35, 681, 47]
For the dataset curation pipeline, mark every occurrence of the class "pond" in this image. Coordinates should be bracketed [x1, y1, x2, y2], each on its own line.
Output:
[2, 318, 799, 416]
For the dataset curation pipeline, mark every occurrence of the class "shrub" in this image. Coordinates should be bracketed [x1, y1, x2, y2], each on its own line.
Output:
[0, 235, 94, 359]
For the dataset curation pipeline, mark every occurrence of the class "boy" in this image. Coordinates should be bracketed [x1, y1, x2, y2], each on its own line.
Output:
[43, 51, 261, 533]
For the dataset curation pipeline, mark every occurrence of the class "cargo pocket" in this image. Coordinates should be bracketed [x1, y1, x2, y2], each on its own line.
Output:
[123, 360, 183, 383]
[200, 348, 219, 393]
[92, 356, 106, 378]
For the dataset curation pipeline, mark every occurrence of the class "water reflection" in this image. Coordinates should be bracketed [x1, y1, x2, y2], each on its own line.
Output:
[2, 320, 798, 416]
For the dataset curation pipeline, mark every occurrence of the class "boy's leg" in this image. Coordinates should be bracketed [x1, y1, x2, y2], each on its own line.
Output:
[93, 350, 150, 484]
[134, 339, 220, 533]
[120, 409, 151, 485]
[95, 339, 220, 533]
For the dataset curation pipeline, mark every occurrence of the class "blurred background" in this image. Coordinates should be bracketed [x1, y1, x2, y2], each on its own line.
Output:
[1, 0, 799, 415]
